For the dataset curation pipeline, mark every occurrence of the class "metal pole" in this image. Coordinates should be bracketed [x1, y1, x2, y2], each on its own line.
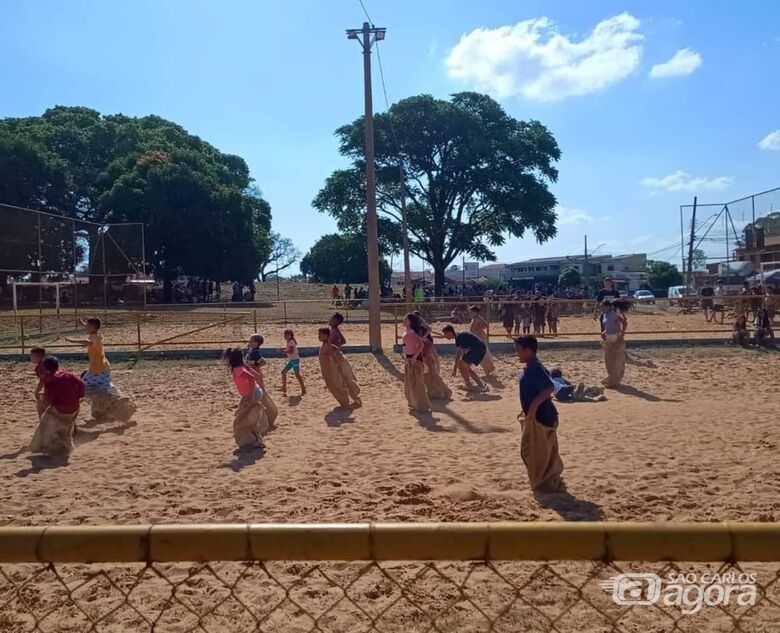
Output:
[583, 234, 588, 293]
[101, 230, 108, 310]
[679, 206, 686, 280]
[37, 211, 43, 323]
[400, 168, 412, 303]
[353, 21, 383, 353]
[725, 206, 730, 289]
[140, 222, 147, 308]
[687, 196, 697, 287]
[72, 219, 79, 315]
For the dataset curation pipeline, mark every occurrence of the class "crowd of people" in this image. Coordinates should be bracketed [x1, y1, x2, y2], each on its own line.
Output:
[21, 271, 774, 496]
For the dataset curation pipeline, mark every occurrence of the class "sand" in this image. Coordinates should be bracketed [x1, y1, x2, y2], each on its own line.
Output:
[2, 346, 778, 524]
[1, 346, 779, 631]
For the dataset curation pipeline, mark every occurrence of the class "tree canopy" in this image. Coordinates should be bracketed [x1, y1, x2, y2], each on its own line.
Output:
[647, 260, 683, 290]
[558, 266, 582, 288]
[313, 92, 560, 294]
[0, 106, 271, 293]
[300, 233, 391, 284]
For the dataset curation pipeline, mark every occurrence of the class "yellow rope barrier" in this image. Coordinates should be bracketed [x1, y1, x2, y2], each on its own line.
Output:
[2, 522, 779, 564]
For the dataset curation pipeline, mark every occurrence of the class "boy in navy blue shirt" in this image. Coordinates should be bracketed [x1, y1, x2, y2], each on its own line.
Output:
[245, 334, 266, 368]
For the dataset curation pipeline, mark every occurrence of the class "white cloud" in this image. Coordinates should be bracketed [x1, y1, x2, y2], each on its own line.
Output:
[641, 170, 732, 193]
[758, 130, 780, 151]
[445, 13, 644, 102]
[556, 205, 592, 225]
[649, 48, 702, 79]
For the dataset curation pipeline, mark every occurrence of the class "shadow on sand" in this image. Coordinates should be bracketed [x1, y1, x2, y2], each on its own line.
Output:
[533, 488, 604, 521]
[372, 352, 404, 382]
[324, 407, 356, 428]
[15, 453, 70, 478]
[613, 385, 682, 403]
[224, 444, 266, 472]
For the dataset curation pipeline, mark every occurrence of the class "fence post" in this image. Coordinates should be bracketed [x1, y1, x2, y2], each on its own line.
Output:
[136, 315, 142, 351]
[486, 302, 491, 343]
[283, 302, 288, 326]
[20, 317, 25, 354]
[393, 303, 398, 346]
[253, 309, 257, 333]
[223, 303, 227, 325]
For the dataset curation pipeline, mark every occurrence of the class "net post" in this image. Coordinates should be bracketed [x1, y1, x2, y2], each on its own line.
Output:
[253, 309, 258, 333]
[284, 302, 288, 326]
[136, 315, 142, 351]
[394, 302, 398, 346]
[20, 317, 25, 355]
[55, 283, 61, 339]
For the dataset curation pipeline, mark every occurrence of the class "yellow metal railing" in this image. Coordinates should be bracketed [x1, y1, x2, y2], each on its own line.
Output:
[3, 522, 780, 563]
[2, 523, 780, 632]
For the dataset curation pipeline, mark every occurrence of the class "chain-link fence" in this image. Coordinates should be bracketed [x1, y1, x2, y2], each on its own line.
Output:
[1, 523, 779, 632]
[0, 203, 146, 311]
[0, 292, 777, 353]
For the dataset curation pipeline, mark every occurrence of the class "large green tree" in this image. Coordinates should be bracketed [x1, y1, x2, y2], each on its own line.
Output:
[300, 233, 391, 284]
[0, 106, 272, 298]
[314, 92, 560, 294]
[647, 260, 683, 290]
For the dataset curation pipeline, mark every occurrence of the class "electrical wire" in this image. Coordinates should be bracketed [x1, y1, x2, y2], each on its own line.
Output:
[357, 0, 373, 23]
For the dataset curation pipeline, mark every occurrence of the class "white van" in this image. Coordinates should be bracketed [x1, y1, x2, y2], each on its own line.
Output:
[667, 285, 698, 306]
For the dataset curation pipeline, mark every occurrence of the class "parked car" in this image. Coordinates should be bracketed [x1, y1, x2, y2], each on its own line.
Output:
[667, 285, 699, 306]
[633, 289, 656, 304]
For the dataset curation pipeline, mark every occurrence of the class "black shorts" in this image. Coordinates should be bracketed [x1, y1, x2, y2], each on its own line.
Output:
[463, 347, 486, 366]
[702, 298, 714, 309]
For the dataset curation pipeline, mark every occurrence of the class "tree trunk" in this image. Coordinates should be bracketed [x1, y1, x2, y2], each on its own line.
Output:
[260, 270, 268, 282]
[434, 266, 446, 297]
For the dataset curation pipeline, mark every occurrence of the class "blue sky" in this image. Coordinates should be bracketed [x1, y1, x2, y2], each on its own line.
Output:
[2, 0, 779, 271]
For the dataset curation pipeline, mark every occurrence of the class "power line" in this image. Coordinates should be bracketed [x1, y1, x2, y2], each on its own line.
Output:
[357, 0, 372, 23]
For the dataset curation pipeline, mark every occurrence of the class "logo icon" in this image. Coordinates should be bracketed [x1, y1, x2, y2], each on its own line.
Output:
[600, 573, 662, 606]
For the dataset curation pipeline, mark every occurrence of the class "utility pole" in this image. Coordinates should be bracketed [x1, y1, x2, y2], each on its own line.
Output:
[583, 234, 588, 293]
[400, 167, 411, 303]
[347, 22, 386, 352]
[686, 196, 697, 288]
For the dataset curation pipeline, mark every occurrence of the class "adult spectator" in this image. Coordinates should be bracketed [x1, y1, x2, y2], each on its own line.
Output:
[594, 277, 621, 322]
[700, 281, 715, 322]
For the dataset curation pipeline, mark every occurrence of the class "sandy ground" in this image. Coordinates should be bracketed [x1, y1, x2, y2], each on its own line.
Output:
[1, 346, 779, 632]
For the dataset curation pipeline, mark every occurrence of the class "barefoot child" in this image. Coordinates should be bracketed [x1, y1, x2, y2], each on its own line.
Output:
[223, 348, 272, 449]
[318, 327, 362, 409]
[402, 313, 432, 412]
[66, 318, 136, 421]
[515, 335, 564, 493]
[280, 329, 306, 397]
[442, 325, 487, 391]
[600, 300, 627, 388]
[468, 305, 495, 374]
[28, 356, 85, 456]
[245, 333, 267, 369]
[30, 347, 47, 416]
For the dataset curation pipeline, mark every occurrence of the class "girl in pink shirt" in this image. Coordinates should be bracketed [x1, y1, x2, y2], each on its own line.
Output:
[223, 348, 265, 401]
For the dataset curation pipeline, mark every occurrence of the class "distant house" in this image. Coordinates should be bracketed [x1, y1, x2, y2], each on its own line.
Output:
[478, 263, 508, 282]
[506, 253, 648, 290]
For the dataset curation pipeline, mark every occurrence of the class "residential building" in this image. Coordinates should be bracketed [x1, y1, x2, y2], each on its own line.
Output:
[506, 253, 648, 290]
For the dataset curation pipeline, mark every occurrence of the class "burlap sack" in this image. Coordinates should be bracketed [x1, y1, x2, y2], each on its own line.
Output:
[404, 358, 432, 412]
[261, 392, 278, 429]
[29, 406, 78, 456]
[319, 352, 351, 408]
[335, 355, 361, 402]
[88, 390, 137, 422]
[520, 414, 565, 493]
[423, 354, 452, 400]
[233, 396, 271, 449]
[603, 338, 626, 387]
